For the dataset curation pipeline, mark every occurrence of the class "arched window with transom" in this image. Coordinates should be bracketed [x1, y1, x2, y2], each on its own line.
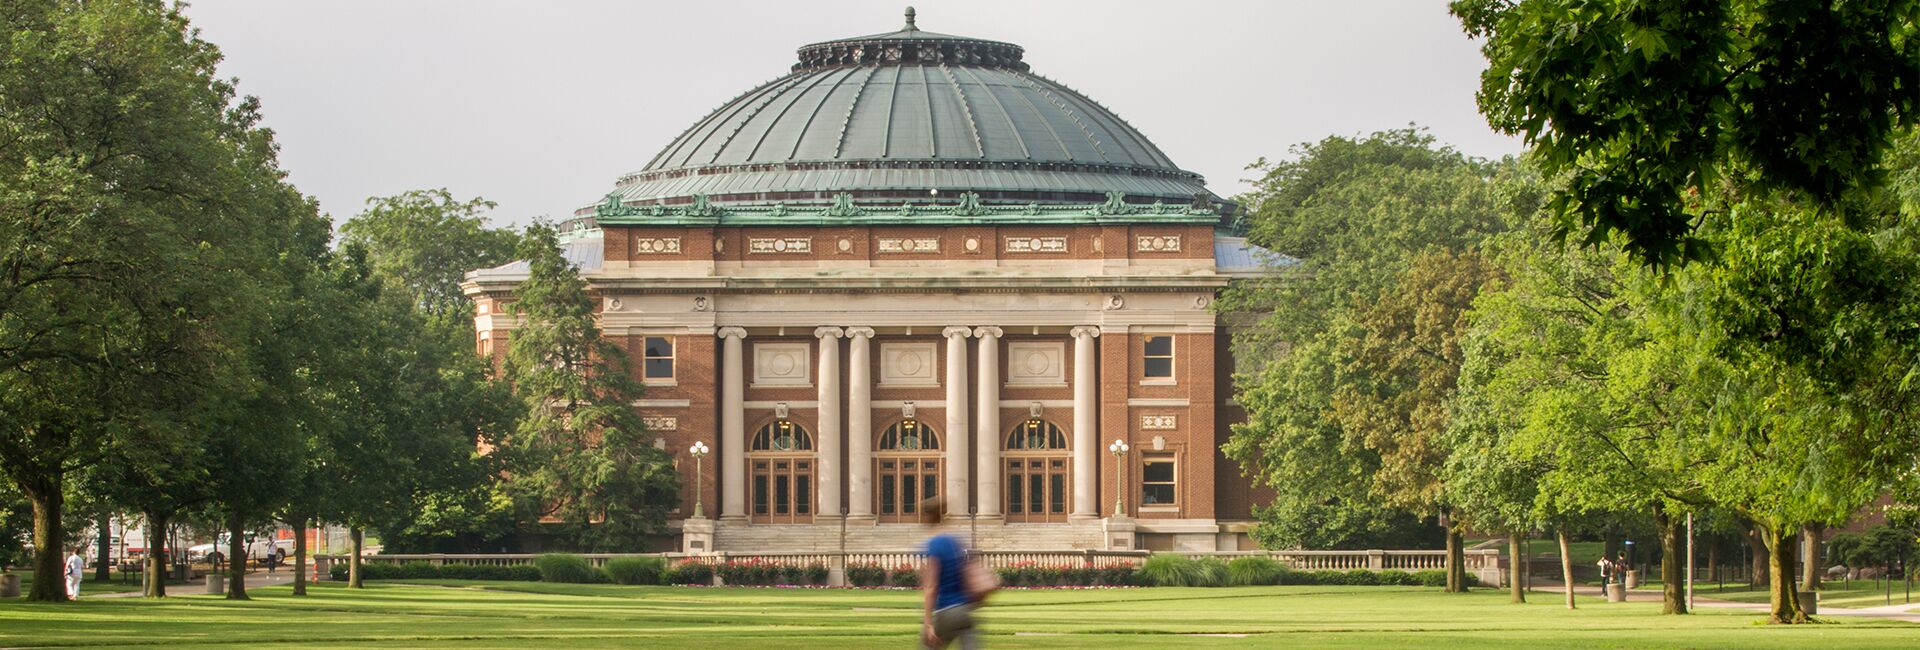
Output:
[1004, 418, 1069, 522]
[1005, 418, 1067, 451]
[751, 419, 813, 452]
[875, 418, 941, 522]
[879, 419, 941, 451]
[749, 419, 812, 523]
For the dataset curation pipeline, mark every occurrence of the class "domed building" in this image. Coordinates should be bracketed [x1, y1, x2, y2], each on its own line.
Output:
[467, 8, 1281, 552]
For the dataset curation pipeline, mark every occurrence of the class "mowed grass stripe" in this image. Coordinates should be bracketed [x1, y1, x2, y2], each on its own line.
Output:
[4, 582, 1918, 649]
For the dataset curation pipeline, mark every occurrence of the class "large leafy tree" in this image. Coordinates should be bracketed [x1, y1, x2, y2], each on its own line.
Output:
[500, 224, 676, 550]
[1224, 129, 1511, 562]
[339, 189, 518, 325]
[1454, 0, 1920, 267]
[0, 0, 301, 601]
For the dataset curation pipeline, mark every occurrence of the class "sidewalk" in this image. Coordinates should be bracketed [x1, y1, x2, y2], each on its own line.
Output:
[89, 568, 303, 599]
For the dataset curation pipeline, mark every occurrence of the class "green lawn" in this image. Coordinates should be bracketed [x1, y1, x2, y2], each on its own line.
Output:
[15, 572, 149, 596]
[2, 581, 1917, 648]
[1703, 582, 1920, 609]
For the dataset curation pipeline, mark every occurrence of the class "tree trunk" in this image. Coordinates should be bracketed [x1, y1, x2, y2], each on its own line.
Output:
[24, 478, 66, 602]
[348, 527, 365, 589]
[225, 516, 249, 600]
[1707, 536, 1719, 585]
[1444, 526, 1469, 593]
[142, 511, 168, 597]
[1602, 532, 1621, 564]
[1657, 508, 1686, 614]
[1757, 524, 1806, 624]
[1508, 532, 1525, 603]
[94, 513, 112, 582]
[1746, 526, 1768, 588]
[1800, 524, 1823, 591]
[1558, 529, 1576, 610]
[292, 519, 308, 596]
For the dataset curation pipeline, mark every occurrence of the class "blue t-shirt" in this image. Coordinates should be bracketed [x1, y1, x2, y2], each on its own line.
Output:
[924, 533, 969, 609]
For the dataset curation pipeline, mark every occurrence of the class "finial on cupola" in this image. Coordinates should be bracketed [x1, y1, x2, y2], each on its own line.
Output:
[904, 6, 918, 31]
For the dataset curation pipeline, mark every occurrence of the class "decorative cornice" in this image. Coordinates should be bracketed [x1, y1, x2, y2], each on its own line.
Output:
[593, 191, 1218, 226]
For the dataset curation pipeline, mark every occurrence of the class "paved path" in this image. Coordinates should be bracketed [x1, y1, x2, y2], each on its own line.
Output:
[89, 569, 303, 598]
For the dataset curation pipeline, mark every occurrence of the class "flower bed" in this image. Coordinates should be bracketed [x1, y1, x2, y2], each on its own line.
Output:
[715, 559, 828, 586]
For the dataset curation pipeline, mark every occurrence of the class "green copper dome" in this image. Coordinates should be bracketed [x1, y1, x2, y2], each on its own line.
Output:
[589, 8, 1217, 219]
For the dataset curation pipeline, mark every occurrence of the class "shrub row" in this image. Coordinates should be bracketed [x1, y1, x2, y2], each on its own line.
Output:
[715, 560, 829, 586]
[1138, 554, 1479, 588]
[326, 561, 542, 582]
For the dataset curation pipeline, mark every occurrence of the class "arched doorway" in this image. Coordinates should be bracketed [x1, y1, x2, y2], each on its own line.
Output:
[1004, 418, 1070, 523]
[749, 418, 813, 524]
[875, 419, 942, 523]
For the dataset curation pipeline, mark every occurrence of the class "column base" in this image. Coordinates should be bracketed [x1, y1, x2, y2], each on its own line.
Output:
[845, 514, 878, 526]
[815, 514, 845, 525]
[1068, 513, 1102, 525]
[719, 515, 749, 524]
[970, 514, 1006, 526]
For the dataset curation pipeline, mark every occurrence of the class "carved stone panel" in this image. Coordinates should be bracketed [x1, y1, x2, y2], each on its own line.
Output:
[1004, 236, 1067, 253]
[635, 237, 683, 254]
[877, 237, 940, 253]
[752, 342, 811, 386]
[1135, 235, 1181, 252]
[1140, 415, 1178, 430]
[1005, 342, 1065, 386]
[880, 342, 938, 386]
[748, 237, 812, 254]
[642, 415, 679, 431]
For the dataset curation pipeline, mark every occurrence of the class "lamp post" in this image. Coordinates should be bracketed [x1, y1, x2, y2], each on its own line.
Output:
[1108, 439, 1130, 517]
[689, 441, 710, 519]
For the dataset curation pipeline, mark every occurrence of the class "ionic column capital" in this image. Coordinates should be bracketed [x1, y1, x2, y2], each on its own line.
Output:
[717, 326, 748, 340]
[972, 326, 1004, 339]
[1070, 325, 1102, 339]
[942, 326, 974, 340]
[845, 326, 876, 340]
[814, 326, 845, 340]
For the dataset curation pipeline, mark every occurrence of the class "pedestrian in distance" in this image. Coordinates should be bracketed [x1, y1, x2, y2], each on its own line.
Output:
[64, 545, 85, 600]
[919, 497, 999, 649]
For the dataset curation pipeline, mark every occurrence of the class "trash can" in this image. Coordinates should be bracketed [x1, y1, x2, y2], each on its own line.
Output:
[314, 556, 331, 581]
[1624, 569, 1640, 589]
[0, 573, 19, 597]
[205, 574, 224, 595]
[1606, 583, 1627, 602]
[1798, 591, 1818, 615]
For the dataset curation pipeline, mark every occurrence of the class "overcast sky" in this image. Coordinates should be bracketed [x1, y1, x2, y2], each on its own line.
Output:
[180, 0, 1524, 228]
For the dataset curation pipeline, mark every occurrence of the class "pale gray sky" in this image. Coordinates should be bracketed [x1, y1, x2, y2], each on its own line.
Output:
[180, 0, 1523, 227]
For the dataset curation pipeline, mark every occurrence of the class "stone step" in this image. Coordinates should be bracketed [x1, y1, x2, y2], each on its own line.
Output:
[712, 520, 1103, 552]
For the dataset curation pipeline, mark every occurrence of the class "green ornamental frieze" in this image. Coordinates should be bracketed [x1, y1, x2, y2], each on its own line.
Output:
[592, 190, 1220, 226]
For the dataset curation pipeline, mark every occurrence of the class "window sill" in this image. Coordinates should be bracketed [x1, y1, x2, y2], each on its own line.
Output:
[1138, 379, 1177, 386]
[750, 382, 814, 389]
[643, 380, 679, 387]
[1139, 505, 1179, 513]
[1005, 382, 1069, 388]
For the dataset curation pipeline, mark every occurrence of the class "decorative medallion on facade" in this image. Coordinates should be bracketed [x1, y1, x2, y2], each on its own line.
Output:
[642, 416, 679, 431]
[749, 237, 812, 254]
[1141, 415, 1178, 430]
[636, 237, 683, 254]
[1004, 236, 1067, 253]
[753, 343, 811, 386]
[1089, 191, 1139, 216]
[595, 192, 640, 217]
[683, 194, 720, 218]
[950, 191, 987, 216]
[1135, 235, 1181, 252]
[878, 238, 940, 253]
[880, 342, 938, 386]
[825, 192, 866, 217]
[1006, 342, 1065, 385]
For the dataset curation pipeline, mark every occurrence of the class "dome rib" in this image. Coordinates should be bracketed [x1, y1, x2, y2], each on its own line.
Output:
[953, 65, 1028, 160]
[744, 68, 847, 162]
[938, 64, 986, 158]
[784, 67, 860, 162]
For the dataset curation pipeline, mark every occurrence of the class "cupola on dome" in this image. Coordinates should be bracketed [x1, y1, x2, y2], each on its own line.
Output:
[589, 8, 1219, 219]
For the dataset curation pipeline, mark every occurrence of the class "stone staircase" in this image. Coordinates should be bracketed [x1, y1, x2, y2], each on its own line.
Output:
[713, 519, 1103, 552]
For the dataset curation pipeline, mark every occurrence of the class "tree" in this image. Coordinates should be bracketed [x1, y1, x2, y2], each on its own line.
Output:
[339, 189, 518, 325]
[0, 0, 300, 601]
[1455, 0, 1920, 267]
[499, 224, 677, 550]
[1225, 130, 1512, 553]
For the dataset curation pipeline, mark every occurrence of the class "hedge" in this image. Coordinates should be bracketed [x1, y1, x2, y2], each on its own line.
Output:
[605, 557, 667, 585]
[535, 553, 607, 584]
[715, 560, 828, 586]
[664, 561, 713, 585]
[1139, 554, 1480, 588]
[327, 561, 541, 582]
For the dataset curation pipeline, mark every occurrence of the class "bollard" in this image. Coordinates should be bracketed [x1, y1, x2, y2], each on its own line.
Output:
[1797, 591, 1818, 615]
[1606, 583, 1627, 602]
[0, 574, 18, 598]
[205, 574, 224, 595]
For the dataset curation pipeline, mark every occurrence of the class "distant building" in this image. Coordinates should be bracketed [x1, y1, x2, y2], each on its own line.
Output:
[466, 9, 1286, 552]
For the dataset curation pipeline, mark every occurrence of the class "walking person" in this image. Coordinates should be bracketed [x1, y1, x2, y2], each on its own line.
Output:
[919, 497, 998, 649]
[64, 545, 85, 600]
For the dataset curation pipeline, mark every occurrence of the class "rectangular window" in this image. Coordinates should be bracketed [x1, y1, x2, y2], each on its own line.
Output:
[1143, 335, 1174, 378]
[754, 475, 769, 515]
[880, 475, 896, 515]
[1142, 456, 1177, 505]
[643, 336, 675, 380]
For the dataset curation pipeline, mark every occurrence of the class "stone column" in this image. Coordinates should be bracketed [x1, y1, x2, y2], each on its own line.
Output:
[941, 326, 973, 520]
[814, 327, 844, 520]
[718, 327, 748, 521]
[973, 327, 1004, 519]
[1070, 326, 1101, 519]
[845, 327, 876, 521]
